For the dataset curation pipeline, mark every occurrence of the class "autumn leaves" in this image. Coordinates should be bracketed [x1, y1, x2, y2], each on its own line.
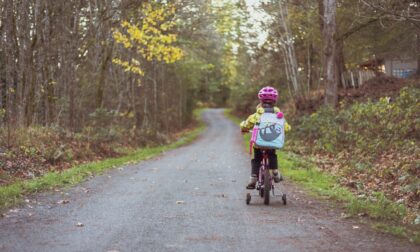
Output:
[112, 3, 183, 78]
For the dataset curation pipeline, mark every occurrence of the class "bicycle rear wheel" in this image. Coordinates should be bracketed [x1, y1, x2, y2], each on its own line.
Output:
[263, 169, 270, 205]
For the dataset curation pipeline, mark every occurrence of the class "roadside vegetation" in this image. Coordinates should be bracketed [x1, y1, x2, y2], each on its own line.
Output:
[289, 86, 419, 220]
[226, 83, 420, 243]
[286, 84, 419, 241]
[278, 151, 420, 244]
[0, 109, 205, 210]
[0, 110, 204, 186]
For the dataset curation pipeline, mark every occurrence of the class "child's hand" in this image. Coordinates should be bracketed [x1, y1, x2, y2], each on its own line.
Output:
[285, 123, 291, 132]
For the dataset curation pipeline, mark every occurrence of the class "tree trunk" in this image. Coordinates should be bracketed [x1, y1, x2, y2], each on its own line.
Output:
[96, 46, 112, 109]
[323, 0, 338, 107]
[4, 0, 16, 129]
[306, 42, 314, 92]
[278, 0, 301, 98]
[417, 29, 420, 75]
[0, 0, 5, 126]
[335, 38, 345, 88]
[317, 0, 326, 88]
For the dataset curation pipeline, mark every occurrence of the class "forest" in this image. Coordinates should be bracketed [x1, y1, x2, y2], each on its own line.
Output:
[1, 0, 418, 131]
[0, 0, 419, 242]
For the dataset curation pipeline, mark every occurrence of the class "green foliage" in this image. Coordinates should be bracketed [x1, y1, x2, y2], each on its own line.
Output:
[174, 0, 249, 108]
[347, 192, 407, 221]
[229, 84, 260, 114]
[287, 87, 419, 226]
[226, 109, 420, 244]
[87, 108, 123, 143]
[292, 87, 419, 158]
[373, 223, 420, 244]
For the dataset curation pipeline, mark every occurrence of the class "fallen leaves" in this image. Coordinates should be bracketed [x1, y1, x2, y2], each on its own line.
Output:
[57, 199, 70, 204]
[0, 128, 124, 186]
[289, 104, 420, 223]
[340, 213, 349, 219]
[414, 215, 420, 225]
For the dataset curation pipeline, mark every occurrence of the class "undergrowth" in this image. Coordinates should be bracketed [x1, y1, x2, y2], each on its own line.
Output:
[0, 109, 205, 210]
[288, 87, 419, 224]
[0, 109, 203, 184]
[225, 108, 420, 244]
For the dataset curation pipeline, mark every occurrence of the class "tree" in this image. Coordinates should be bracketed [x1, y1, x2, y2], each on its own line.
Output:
[322, 0, 338, 107]
[277, 0, 302, 100]
[0, 0, 217, 140]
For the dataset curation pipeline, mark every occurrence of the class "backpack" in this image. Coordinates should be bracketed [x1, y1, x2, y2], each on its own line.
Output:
[251, 108, 285, 150]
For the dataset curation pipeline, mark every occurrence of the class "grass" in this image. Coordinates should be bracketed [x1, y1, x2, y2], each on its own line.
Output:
[0, 109, 206, 210]
[225, 109, 420, 244]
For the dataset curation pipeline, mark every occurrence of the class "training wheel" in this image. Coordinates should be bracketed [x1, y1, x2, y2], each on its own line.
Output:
[246, 193, 251, 205]
[282, 193, 287, 205]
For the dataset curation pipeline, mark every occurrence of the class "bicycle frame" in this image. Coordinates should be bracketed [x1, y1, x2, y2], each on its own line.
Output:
[257, 150, 272, 191]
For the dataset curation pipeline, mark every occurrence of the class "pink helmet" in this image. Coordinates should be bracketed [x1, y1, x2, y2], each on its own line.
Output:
[258, 86, 278, 102]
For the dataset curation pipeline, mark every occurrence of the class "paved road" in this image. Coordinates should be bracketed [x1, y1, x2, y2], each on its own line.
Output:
[0, 109, 418, 252]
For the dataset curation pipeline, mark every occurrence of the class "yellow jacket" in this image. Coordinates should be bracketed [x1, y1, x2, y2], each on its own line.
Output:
[240, 105, 291, 132]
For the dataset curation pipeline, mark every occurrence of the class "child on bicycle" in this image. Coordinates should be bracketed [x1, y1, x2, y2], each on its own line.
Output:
[240, 86, 291, 189]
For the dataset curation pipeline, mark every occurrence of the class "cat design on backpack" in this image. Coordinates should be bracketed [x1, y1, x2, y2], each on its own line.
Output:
[252, 108, 285, 149]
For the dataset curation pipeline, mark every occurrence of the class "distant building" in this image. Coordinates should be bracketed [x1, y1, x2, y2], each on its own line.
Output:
[359, 57, 418, 78]
[383, 58, 417, 78]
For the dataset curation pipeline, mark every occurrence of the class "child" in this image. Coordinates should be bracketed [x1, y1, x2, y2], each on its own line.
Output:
[240, 86, 291, 189]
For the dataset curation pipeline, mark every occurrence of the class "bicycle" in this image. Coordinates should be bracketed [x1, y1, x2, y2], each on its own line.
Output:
[246, 149, 287, 206]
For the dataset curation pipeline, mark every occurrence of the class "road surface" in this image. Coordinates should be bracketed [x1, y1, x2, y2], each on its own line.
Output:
[0, 109, 417, 252]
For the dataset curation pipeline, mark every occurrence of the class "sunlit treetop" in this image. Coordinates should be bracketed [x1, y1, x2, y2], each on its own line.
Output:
[113, 2, 183, 76]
